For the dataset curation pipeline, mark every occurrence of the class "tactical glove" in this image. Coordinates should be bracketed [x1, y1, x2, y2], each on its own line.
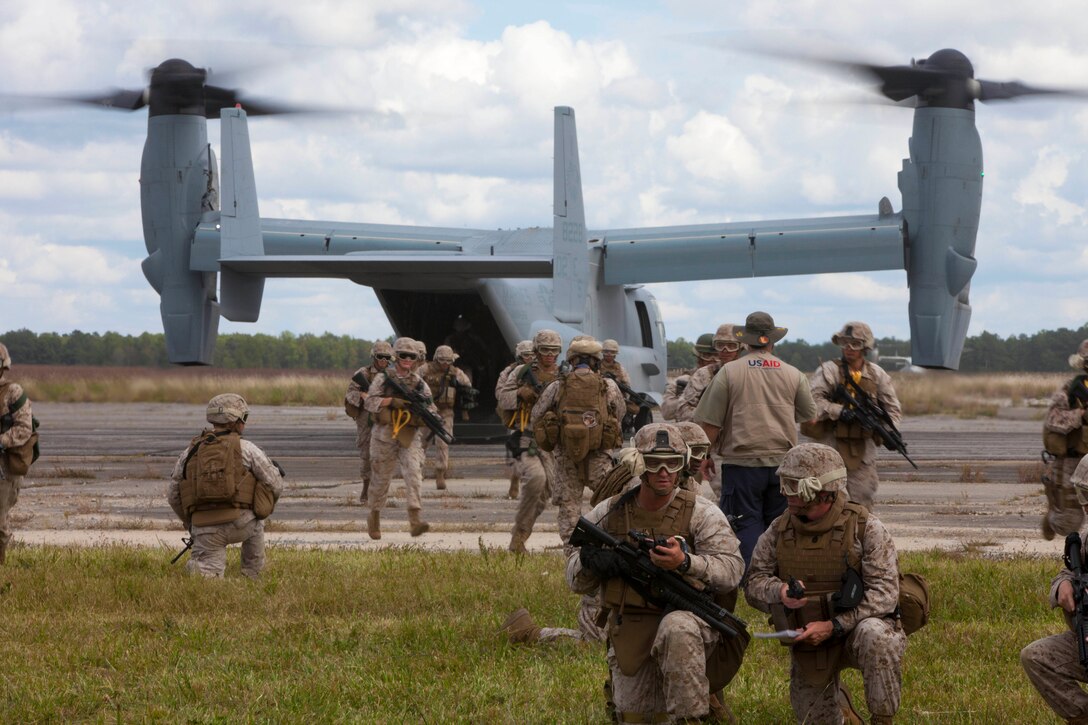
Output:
[517, 385, 537, 403]
[580, 546, 628, 579]
[839, 407, 856, 423]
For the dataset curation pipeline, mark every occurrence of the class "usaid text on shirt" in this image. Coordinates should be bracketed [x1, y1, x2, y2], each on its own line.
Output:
[748, 359, 782, 368]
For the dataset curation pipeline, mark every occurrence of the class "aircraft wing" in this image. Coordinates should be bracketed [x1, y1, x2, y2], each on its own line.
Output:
[598, 212, 905, 284]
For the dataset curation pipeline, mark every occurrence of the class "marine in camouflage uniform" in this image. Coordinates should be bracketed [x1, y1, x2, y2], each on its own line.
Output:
[497, 331, 561, 553]
[363, 337, 437, 539]
[1039, 339, 1088, 540]
[661, 333, 716, 422]
[532, 337, 626, 546]
[0, 343, 32, 564]
[568, 423, 748, 723]
[167, 394, 284, 578]
[807, 322, 902, 510]
[419, 345, 473, 490]
[1021, 481, 1088, 724]
[496, 340, 534, 500]
[694, 312, 817, 566]
[601, 339, 642, 433]
[675, 421, 714, 498]
[345, 340, 393, 502]
[745, 443, 906, 725]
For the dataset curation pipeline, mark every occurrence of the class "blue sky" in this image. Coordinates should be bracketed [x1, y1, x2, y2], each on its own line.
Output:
[1, 0, 1086, 352]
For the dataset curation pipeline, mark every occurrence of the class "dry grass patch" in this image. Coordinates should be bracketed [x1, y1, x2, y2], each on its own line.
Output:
[958, 464, 987, 483]
[892, 371, 1065, 416]
[1018, 461, 1046, 484]
[35, 466, 98, 479]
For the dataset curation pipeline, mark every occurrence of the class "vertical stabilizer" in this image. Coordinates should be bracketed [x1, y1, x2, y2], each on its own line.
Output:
[218, 107, 266, 322]
[552, 106, 588, 324]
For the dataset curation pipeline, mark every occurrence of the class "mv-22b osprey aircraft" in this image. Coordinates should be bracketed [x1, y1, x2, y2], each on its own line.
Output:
[33, 49, 1083, 421]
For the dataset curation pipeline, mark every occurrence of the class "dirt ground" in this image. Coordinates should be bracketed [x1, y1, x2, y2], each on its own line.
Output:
[7, 402, 1065, 558]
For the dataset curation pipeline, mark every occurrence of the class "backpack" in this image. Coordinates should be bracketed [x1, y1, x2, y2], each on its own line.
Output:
[857, 515, 930, 635]
[181, 431, 242, 510]
[0, 383, 40, 476]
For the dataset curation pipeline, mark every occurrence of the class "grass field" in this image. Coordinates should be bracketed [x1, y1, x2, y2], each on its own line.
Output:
[13, 365, 1069, 418]
[0, 544, 1068, 723]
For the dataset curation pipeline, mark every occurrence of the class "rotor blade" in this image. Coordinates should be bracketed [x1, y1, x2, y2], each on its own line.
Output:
[0, 88, 146, 112]
[976, 78, 1088, 102]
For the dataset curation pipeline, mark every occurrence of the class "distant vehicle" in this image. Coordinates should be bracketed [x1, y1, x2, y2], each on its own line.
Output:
[876, 355, 926, 374]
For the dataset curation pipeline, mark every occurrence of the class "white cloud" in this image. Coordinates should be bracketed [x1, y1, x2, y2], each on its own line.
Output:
[1014, 146, 1085, 225]
[666, 111, 765, 184]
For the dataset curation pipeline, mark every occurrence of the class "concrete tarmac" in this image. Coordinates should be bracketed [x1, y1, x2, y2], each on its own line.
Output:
[8, 402, 1062, 556]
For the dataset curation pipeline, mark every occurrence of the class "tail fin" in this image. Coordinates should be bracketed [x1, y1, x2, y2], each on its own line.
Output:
[218, 107, 266, 322]
[552, 106, 588, 324]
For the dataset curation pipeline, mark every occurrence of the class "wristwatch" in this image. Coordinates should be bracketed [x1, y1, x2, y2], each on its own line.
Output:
[676, 553, 692, 574]
[831, 618, 845, 638]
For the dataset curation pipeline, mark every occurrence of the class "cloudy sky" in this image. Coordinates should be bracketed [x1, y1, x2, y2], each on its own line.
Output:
[1, 0, 1086, 356]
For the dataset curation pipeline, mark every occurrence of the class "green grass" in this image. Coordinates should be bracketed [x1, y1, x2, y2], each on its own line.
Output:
[0, 546, 1069, 723]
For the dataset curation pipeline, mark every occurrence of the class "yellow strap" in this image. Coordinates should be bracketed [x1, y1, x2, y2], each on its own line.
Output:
[518, 406, 529, 432]
[391, 407, 411, 437]
[850, 369, 862, 385]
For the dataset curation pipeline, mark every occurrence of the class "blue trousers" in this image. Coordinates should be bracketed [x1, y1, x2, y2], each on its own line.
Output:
[720, 464, 786, 567]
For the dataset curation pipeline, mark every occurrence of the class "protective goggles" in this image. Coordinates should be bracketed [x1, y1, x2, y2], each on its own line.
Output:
[374, 353, 393, 361]
[397, 352, 418, 360]
[779, 468, 847, 502]
[840, 339, 866, 351]
[714, 340, 742, 352]
[642, 454, 687, 473]
[687, 444, 709, 462]
[537, 346, 562, 355]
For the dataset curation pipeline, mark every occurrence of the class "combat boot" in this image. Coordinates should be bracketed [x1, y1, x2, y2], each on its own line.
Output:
[500, 607, 541, 644]
[1042, 514, 1056, 541]
[838, 684, 864, 725]
[435, 469, 447, 490]
[408, 508, 430, 537]
[509, 531, 528, 554]
[507, 472, 520, 499]
[709, 691, 736, 725]
[367, 510, 381, 540]
[869, 717, 894, 725]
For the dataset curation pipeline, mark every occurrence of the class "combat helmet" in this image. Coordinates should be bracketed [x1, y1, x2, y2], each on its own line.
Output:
[413, 340, 427, 362]
[674, 421, 710, 463]
[567, 337, 603, 362]
[633, 423, 688, 473]
[533, 329, 562, 354]
[602, 339, 620, 354]
[434, 345, 458, 363]
[1070, 339, 1088, 371]
[393, 337, 418, 360]
[776, 443, 848, 502]
[372, 340, 394, 359]
[693, 333, 716, 360]
[206, 393, 250, 425]
[514, 340, 534, 359]
[0, 342, 10, 372]
[713, 324, 743, 353]
[832, 321, 875, 351]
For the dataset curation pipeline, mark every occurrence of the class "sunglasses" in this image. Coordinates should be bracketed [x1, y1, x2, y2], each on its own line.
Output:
[642, 454, 686, 473]
[397, 352, 418, 360]
[841, 340, 866, 351]
[714, 341, 742, 352]
[537, 346, 562, 355]
[374, 354, 393, 361]
[687, 444, 708, 461]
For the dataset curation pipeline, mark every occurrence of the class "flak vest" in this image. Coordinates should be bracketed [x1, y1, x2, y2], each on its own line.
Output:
[1045, 375, 1088, 456]
[508, 364, 558, 431]
[179, 430, 261, 527]
[423, 366, 458, 409]
[345, 367, 376, 421]
[772, 495, 867, 686]
[833, 361, 880, 469]
[600, 488, 698, 675]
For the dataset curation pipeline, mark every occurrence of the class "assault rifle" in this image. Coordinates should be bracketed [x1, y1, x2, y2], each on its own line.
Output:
[1065, 532, 1088, 671]
[171, 531, 193, 564]
[604, 372, 656, 436]
[384, 374, 455, 445]
[454, 379, 479, 410]
[831, 381, 918, 469]
[570, 516, 748, 638]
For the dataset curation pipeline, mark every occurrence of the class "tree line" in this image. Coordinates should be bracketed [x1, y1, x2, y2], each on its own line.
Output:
[4, 325, 1087, 372]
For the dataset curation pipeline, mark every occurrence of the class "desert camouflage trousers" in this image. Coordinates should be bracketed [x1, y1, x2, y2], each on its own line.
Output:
[607, 610, 722, 723]
[0, 473, 21, 553]
[510, 437, 556, 545]
[555, 449, 613, 547]
[844, 460, 880, 511]
[355, 418, 373, 481]
[1021, 629, 1088, 720]
[421, 407, 455, 474]
[789, 617, 906, 724]
[539, 593, 608, 644]
[188, 511, 266, 578]
[1045, 455, 1085, 538]
[368, 425, 425, 513]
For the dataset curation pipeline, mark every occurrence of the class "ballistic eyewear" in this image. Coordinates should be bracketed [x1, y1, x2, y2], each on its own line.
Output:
[537, 346, 562, 355]
[687, 444, 709, 462]
[374, 354, 393, 361]
[397, 352, 418, 360]
[713, 341, 742, 353]
[642, 454, 686, 473]
[841, 339, 866, 351]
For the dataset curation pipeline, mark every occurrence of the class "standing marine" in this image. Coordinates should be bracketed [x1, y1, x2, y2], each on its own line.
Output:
[661, 333, 716, 422]
[362, 337, 437, 539]
[419, 344, 473, 490]
[807, 322, 902, 510]
[1040, 339, 1088, 540]
[167, 394, 284, 578]
[0, 342, 35, 564]
[496, 340, 534, 500]
[345, 340, 393, 502]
